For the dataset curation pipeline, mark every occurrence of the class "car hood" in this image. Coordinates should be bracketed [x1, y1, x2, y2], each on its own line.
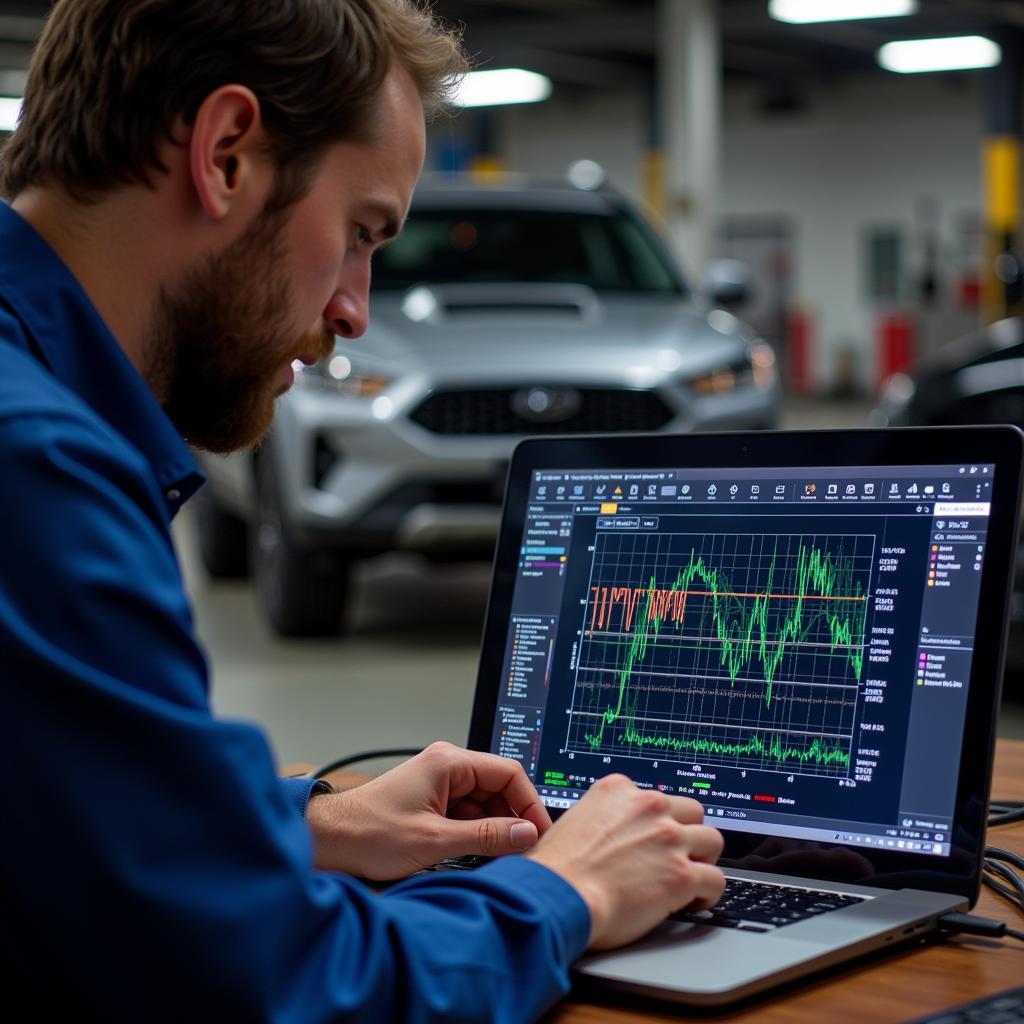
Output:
[339, 283, 754, 381]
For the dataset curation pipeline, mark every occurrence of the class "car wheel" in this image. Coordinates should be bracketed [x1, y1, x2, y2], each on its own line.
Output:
[194, 488, 250, 579]
[252, 453, 350, 637]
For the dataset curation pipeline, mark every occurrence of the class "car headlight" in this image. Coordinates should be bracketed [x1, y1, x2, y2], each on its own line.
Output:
[686, 342, 776, 395]
[293, 354, 395, 397]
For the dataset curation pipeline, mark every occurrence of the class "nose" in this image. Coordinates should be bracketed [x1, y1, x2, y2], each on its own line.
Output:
[322, 260, 370, 339]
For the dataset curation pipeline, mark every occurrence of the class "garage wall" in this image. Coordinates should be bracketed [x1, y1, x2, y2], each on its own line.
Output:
[430, 73, 990, 394]
[720, 75, 983, 394]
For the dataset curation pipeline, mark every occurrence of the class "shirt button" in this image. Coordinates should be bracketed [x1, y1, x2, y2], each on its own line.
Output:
[166, 488, 181, 502]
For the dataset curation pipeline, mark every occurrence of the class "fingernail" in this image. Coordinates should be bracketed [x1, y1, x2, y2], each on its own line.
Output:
[510, 822, 536, 849]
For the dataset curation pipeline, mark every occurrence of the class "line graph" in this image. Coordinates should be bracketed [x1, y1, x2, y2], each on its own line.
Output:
[565, 531, 873, 777]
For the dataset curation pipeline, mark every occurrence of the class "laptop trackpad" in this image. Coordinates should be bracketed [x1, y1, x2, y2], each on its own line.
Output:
[575, 919, 826, 1004]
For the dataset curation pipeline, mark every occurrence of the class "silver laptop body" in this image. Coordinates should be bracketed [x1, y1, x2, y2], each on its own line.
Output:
[468, 427, 1023, 1005]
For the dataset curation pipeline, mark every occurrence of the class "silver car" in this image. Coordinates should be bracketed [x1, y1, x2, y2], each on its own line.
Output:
[194, 177, 779, 635]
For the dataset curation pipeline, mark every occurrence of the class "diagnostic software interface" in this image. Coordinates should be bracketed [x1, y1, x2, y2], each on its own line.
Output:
[488, 462, 996, 859]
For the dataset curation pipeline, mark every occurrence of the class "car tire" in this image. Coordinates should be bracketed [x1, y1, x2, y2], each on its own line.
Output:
[194, 489, 250, 579]
[252, 453, 350, 637]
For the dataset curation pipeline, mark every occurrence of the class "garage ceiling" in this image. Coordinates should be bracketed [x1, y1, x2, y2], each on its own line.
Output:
[0, 0, 1020, 95]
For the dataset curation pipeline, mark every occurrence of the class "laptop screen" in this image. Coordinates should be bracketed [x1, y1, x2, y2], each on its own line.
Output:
[483, 457, 998, 862]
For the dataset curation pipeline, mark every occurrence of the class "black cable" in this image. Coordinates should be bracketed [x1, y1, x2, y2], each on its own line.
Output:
[988, 799, 1024, 827]
[310, 747, 423, 781]
[938, 912, 1024, 944]
[983, 860, 1024, 910]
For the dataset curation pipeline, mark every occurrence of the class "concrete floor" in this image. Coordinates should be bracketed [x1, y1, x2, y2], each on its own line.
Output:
[175, 397, 1024, 771]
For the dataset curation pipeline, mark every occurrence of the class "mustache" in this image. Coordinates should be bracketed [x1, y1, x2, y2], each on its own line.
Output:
[294, 325, 337, 364]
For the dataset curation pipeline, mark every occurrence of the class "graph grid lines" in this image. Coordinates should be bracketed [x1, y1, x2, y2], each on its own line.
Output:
[564, 530, 874, 778]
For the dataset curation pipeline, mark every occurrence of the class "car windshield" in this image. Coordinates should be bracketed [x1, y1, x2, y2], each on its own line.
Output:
[372, 207, 685, 295]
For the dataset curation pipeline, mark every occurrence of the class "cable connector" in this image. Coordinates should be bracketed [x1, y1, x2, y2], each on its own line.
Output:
[938, 912, 1008, 938]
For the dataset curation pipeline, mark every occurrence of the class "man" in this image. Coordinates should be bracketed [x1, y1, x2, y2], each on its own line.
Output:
[0, 1, 725, 1020]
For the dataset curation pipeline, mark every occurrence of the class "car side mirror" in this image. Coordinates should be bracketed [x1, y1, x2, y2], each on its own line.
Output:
[703, 258, 754, 309]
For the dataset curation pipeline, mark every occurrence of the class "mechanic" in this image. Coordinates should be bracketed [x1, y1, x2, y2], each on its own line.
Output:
[0, 1, 725, 1020]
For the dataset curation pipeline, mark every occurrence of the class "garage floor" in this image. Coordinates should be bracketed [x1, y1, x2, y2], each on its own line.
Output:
[174, 398, 1024, 772]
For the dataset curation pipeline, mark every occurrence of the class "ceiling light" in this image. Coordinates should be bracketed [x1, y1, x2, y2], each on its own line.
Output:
[878, 35, 1001, 73]
[769, 0, 916, 24]
[0, 97, 23, 132]
[452, 69, 552, 108]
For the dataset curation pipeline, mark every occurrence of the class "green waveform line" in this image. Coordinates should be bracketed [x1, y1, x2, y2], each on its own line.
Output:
[593, 716, 851, 768]
[581, 540, 866, 765]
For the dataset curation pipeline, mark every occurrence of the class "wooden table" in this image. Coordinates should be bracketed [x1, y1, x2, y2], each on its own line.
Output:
[549, 740, 1024, 1024]
[296, 742, 1024, 1024]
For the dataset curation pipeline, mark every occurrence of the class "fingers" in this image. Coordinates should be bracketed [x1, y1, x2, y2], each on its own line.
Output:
[663, 793, 708, 826]
[433, 816, 541, 860]
[680, 863, 727, 912]
[426, 743, 552, 835]
[447, 794, 517, 822]
[681, 824, 725, 864]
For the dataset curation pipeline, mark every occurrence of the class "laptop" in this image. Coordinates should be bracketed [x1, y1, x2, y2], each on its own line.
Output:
[465, 426, 1024, 1006]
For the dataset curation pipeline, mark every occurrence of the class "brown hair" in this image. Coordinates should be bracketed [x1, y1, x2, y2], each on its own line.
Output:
[0, 0, 465, 204]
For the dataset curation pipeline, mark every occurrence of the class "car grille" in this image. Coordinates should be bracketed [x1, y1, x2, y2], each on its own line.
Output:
[409, 388, 675, 435]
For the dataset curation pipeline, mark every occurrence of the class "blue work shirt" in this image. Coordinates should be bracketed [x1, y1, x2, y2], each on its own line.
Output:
[0, 200, 590, 1022]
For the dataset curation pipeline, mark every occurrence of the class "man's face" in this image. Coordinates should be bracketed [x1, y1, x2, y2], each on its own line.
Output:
[153, 69, 426, 454]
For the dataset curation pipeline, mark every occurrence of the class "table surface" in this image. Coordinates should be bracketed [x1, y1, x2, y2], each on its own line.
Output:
[298, 741, 1024, 1024]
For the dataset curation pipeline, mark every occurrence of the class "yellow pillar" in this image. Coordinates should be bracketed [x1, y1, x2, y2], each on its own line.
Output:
[641, 150, 667, 226]
[982, 134, 1022, 322]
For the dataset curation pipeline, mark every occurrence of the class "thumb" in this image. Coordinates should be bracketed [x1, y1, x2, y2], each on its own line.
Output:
[440, 817, 540, 858]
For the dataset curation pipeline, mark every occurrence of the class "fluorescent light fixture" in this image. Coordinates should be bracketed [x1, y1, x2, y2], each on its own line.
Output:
[878, 35, 1001, 73]
[452, 69, 551, 108]
[770, 0, 916, 23]
[0, 96, 23, 132]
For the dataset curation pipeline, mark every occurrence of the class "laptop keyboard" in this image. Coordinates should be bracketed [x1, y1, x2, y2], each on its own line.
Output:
[420, 864, 866, 933]
[673, 878, 866, 933]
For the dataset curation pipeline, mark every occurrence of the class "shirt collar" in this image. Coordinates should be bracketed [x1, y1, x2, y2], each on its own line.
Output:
[0, 201, 203, 517]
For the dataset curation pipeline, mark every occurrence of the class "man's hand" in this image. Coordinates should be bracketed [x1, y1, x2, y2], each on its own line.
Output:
[527, 774, 725, 950]
[305, 741, 552, 879]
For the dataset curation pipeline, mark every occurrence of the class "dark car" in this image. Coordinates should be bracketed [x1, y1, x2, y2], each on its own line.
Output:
[871, 315, 1024, 676]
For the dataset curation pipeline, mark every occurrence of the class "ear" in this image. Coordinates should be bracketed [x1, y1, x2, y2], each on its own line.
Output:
[188, 85, 272, 222]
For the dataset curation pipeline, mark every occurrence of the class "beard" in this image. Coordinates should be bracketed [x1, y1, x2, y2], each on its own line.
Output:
[145, 206, 335, 454]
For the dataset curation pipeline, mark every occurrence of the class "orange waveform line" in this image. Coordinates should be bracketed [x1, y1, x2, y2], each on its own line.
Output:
[589, 584, 866, 634]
